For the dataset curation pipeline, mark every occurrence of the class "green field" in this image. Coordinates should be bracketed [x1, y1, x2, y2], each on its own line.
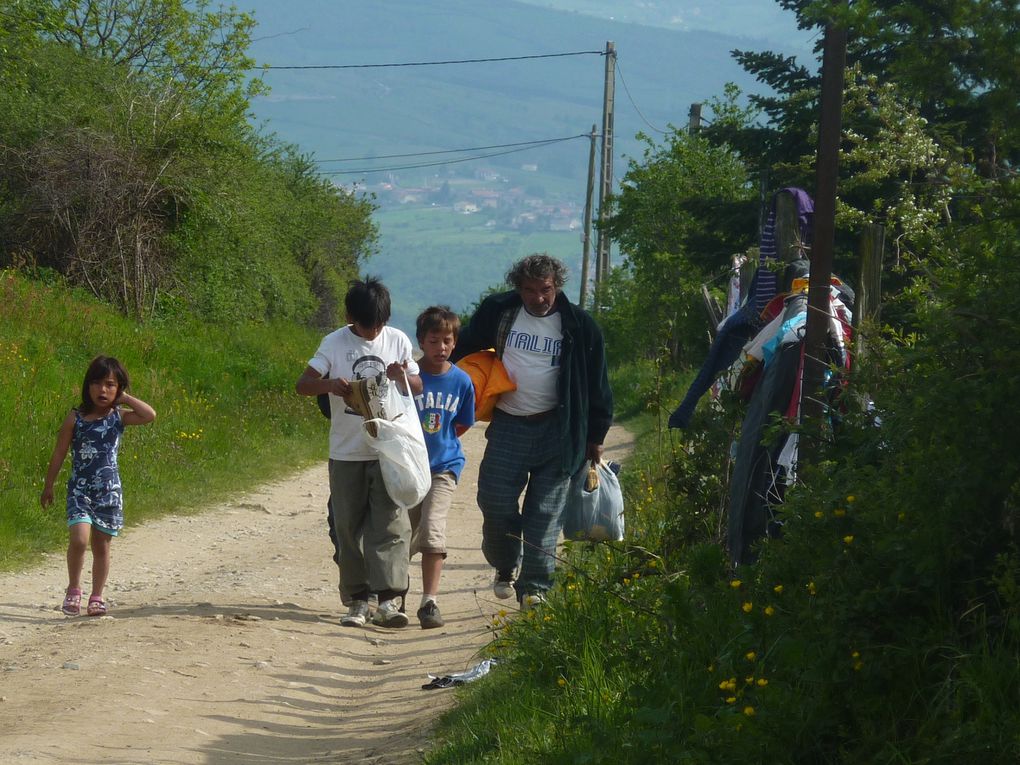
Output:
[370, 205, 593, 336]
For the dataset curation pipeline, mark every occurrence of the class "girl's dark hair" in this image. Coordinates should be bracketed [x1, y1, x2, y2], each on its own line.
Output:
[506, 253, 568, 290]
[80, 355, 129, 413]
[416, 305, 460, 344]
[345, 276, 391, 328]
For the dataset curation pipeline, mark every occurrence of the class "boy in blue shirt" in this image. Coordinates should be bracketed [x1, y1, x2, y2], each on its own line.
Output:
[410, 306, 476, 628]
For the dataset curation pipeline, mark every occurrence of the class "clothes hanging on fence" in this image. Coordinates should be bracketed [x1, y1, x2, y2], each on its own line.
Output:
[669, 188, 814, 429]
[726, 281, 853, 565]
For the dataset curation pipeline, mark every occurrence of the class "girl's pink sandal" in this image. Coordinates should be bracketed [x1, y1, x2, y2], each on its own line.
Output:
[86, 595, 107, 616]
[61, 588, 82, 616]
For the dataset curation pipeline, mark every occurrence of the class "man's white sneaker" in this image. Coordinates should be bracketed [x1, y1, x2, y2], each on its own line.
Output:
[372, 598, 409, 628]
[340, 600, 370, 627]
[493, 571, 515, 600]
[520, 593, 546, 611]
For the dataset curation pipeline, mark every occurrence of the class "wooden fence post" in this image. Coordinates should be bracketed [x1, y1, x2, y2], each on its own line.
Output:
[853, 223, 885, 358]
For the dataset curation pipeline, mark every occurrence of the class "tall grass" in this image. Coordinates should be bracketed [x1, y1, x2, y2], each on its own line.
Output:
[0, 270, 330, 570]
[425, 351, 1020, 764]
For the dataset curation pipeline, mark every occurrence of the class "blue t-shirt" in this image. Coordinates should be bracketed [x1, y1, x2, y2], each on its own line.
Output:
[414, 365, 475, 480]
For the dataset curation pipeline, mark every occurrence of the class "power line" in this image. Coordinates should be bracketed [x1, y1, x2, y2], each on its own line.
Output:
[319, 135, 587, 175]
[257, 50, 605, 70]
[615, 61, 667, 135]
[313, 135, 594, 164]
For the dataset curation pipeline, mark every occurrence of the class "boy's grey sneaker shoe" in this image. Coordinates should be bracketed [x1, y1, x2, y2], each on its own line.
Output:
[340, 600, 370, 627]
[417, 601, 444, 629]
[372, 599, 409, 628]
[493, 571, 515, 600]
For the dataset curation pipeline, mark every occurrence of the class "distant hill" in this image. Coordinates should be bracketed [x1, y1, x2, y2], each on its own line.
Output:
[235, 0, 814, 334]
[515, 0, 812, 41]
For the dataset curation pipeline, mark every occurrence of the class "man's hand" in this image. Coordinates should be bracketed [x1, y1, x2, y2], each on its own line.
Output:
[585, 442, 604, 464]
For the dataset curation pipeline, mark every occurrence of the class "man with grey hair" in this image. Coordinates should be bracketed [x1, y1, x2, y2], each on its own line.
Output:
[451, 253, 613, 607]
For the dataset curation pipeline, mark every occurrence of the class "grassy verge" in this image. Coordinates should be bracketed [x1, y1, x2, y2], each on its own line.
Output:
[424, 347, 1020, 763]
[0, 270, 330, 571]
[424, 359, 701, 763]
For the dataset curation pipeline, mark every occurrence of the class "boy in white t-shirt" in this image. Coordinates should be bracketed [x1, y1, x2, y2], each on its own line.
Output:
[296, 277, 422, 628]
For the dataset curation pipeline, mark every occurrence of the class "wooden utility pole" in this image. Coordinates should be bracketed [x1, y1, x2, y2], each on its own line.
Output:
[801, 23, 848, 426]
[688, 102, 703, 135]
[594, 40, 616, 294]
[579, 124, 598, 307]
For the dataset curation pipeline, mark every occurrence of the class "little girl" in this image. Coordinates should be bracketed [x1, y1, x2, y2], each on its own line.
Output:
[40, 355, 156, 616]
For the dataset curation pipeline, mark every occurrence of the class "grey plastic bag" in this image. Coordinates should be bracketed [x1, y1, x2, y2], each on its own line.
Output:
[562, 460, 624, 542]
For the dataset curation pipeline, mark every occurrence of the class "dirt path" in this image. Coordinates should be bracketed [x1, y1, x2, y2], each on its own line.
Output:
[0, 423, 633, 765]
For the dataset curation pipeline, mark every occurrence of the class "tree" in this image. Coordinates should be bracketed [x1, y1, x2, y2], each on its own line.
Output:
[600, 128, 753, 365]
[0, 1, 376, 325]
[731, 0, 1020, 176]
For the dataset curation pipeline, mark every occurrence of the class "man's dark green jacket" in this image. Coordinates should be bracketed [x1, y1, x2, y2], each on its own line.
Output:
[451, 290, 614, 476]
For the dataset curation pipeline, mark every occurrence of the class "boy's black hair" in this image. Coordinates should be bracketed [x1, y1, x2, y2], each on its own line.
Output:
[345, 276, 391, 328]
[80, 355, 129, 414]
[416, 305, 460, 344]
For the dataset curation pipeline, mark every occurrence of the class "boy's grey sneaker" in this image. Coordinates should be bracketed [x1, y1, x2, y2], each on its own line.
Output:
[493, 571, 515, 600]
[340, 599, 370, 627]
[417, 601, 444, 629]
[372, 598, 409, 628]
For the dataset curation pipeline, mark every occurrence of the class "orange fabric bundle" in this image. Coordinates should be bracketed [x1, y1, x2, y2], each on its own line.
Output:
[455, 350, 516, 422]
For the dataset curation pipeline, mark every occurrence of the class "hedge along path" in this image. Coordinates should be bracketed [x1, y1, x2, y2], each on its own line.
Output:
[0, 421, 633, 764]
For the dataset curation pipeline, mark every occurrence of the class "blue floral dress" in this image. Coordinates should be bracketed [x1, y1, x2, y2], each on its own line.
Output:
[66, 408, 125, 535]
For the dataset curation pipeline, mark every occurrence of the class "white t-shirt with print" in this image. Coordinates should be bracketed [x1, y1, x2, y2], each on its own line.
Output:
[308, 325, 419, 460]
[498, 309, 563, 416]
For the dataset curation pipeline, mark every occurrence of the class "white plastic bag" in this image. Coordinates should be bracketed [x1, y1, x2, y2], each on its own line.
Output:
[561, 460, 625, 542]
[361, 372, 431, 510]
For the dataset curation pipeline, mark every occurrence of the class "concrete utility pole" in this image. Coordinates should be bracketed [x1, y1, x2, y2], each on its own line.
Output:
[579, 124, 598, 307]
[594, 40, 616, 294]
[801, 23, 848, 426]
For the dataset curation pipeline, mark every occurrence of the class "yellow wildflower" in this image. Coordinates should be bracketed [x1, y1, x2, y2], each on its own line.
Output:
[742, 602, 753, 613]
[814, 511, 824, 519]
[557, 677, 567, 687]
[764, 605, 775, 617]
[773, 584, 784, 595]
[743, 706, 756, 717]
[745, 651, 757, 662]
[843, 535, 854, 545]
[726, 696, 737, 704]
[846, 495, 856, 503]
[833, 508, 846, 517]
[756, 678, 768, 687]
[730, 579, 742, 589]
[807, 582, 817, 595]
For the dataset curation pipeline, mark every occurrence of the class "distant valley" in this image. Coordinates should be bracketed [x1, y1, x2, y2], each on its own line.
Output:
[236, 0, 813, 335]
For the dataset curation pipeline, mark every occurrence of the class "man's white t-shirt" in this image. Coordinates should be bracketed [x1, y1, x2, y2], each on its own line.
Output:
[307, 325, 419, 460]
[498, 309, 563, 416]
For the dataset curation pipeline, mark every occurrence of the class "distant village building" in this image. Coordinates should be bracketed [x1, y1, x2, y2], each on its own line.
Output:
[470, 189, 501, 208]
[474, 167, 505, 182]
